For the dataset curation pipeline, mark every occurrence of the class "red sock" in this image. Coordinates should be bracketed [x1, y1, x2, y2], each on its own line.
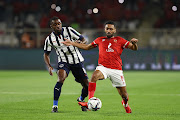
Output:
[88, 82, 96, 99]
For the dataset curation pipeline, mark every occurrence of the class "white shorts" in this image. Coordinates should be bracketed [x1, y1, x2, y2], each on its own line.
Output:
[96, 66, 126, 87]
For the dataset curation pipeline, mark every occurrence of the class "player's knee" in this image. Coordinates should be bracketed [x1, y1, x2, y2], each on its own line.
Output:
[84, 79, 89, 87]
[78, 79, 89, 87]
[81, 81, 89, 88]
[91, 70, 104, 82]
[57, 77, 66, 83]
[91, 75, 99, 82]
[83, 82, 89, 88]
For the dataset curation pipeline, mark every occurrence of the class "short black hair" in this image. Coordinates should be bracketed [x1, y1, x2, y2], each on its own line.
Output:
[105, 21, 116, 27]
[50, 16, 61, 24]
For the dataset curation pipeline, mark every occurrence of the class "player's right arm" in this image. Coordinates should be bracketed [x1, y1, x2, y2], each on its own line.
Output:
[43, 37, 53, 76]
[43, 53, 53, 76]
[62, 38, 94, 50]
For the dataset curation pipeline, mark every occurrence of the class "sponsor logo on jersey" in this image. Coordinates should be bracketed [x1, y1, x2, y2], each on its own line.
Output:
[102, 39, 105, 42]
[106, 43, 114, 52]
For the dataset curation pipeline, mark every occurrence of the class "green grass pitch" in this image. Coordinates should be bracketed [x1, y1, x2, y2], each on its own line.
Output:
[0, 71, 180, 120]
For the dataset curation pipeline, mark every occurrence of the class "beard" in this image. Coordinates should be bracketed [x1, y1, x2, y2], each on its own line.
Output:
[54, 29, 61, 35]
[55, 29, 61, 32]
[106, 34, 113, 38]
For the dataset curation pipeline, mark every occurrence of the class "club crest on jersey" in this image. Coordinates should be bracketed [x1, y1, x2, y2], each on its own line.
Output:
[59, 64, 64, 68]
[102, 39, 105, 42]
[114, 39, 117, 43]
[65, 36, 69, 39]
[106, 43, 114, 52]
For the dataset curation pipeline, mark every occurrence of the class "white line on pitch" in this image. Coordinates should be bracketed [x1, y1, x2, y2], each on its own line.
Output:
[0, 92, 180, 96]
[0, 92, 79, 95]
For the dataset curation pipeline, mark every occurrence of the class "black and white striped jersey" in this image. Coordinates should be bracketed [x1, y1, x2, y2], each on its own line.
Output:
[44, 27, 84, 64]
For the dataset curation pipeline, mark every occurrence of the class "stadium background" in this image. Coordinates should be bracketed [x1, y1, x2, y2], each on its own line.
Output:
[0, 0, 180, 70]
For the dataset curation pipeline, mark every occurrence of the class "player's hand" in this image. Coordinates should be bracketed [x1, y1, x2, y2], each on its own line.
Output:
[48, 66, 53, 76]
[75, 40, 87, 44]
[130, 38, 138, 44]
[75, 40, 81, 43]
[61, 38, 72, 46]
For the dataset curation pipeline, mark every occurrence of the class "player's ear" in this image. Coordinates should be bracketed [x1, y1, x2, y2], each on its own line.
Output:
[114, 28, 116, 33]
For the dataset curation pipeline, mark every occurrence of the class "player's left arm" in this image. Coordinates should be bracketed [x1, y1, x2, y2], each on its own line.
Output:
[127, 38, 138, 51]
[61, 38, 94, 50]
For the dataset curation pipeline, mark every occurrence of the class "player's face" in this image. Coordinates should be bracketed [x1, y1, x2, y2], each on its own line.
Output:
[50, 19, 62, 32]
[105, 24, 116, 38]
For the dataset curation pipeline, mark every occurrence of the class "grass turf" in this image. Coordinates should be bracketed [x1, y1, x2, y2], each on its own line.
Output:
[0, 71, 180, 120]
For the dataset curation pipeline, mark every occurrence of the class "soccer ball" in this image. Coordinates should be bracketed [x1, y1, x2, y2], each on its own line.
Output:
[88, 97, 102, 111]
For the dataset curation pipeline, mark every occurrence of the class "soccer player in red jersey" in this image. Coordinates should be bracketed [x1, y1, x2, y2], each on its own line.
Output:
[62, 21, 138, 113]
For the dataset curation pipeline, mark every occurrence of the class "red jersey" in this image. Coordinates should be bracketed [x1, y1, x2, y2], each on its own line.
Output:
[91, 36, 130, 70]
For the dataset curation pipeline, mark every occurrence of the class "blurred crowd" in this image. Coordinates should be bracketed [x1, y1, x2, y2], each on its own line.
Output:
[0, 0, 148, 29]
[0, 0, 179, 49]
[154, 0, 180, 28]
[0, 0, 179, 29]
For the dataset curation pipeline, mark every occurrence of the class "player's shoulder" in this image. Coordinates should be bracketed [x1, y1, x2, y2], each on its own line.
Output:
[45, 32, 52, 39]
[96, 36, 107, 40]
[59, 26, 70, 32]
[63, 26, 74, 30]
[99, 36, 107, 39]
[62, 26, 66, 29]
[115, 36, 128, 42]
[45, 32, 56, 40]
[62, 26, 69, 29]
[64, 26, 79, 33]
[115, 36, 124, 40]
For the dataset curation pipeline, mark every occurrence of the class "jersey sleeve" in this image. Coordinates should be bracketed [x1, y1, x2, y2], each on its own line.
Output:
[120, 37, 130, 49]
[91, 38, 99, 48]
[68, 27, 84, 41]
[44, 36, 52, 54]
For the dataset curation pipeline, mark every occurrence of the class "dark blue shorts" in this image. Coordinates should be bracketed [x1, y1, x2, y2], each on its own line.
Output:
[57, 62, 88, 83]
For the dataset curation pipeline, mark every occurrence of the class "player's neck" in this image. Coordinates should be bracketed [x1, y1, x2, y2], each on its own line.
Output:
[106, 36, 114, 39]
[54, 31, 61, 36]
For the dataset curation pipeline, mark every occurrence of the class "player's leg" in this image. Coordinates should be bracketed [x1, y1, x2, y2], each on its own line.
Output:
[70, 63, 89, 111]
[71, 63, 89, 102]
[116, 86, 128, 102]
[77, 79, 89, 102]
[109, 69, 131, 113]
[78, 66, 107, 108]
[88, 70, 105, 99]
[88, 66, 108, 99]
[78, 70, 104, 108]
[116, 86, 129, 105]
[76, 79, 89, 111]
[116, 87, 131, 113]
[52, 63, 69, 112]
[52, 69, 68, 112]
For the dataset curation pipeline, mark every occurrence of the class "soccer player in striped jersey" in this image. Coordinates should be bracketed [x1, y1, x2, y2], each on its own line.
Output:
[43, 16, 89, 112]
[62, 21, 138, 113]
